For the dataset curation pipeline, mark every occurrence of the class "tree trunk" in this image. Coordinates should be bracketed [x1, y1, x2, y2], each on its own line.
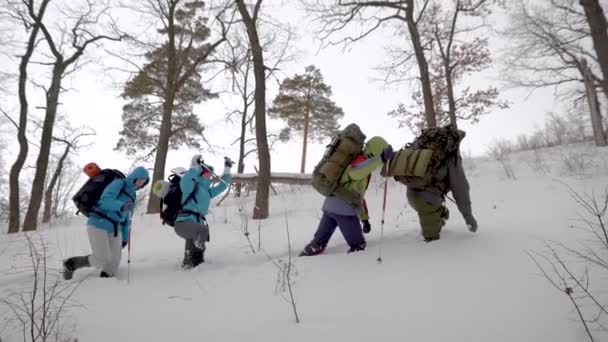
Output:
[8, 1, 49, 233]
[236, 0, 270, 219]
[405, 0, 437, 128]
[147, 2, 178, 214]
[236, 105, 249, 197]
[582, 59, 607, 146]
[445, 65, 457, 127]
[300, 107, 310, 173]
[147, 94, 175, 213]
[23, 64, 64, 231]
[580, 0, 608, 99]
[42, 143, 70, 223]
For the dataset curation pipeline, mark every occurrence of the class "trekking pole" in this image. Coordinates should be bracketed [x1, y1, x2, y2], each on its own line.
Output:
[377, 176, 388, 264]
[127, 211, 133, 284]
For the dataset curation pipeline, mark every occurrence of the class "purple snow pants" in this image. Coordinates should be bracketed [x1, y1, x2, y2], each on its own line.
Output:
[311, 210, 366, 249]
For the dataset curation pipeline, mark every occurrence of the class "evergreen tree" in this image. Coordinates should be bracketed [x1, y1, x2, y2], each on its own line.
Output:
[116, 0, 228, 213]
[269, 65, 343, 173]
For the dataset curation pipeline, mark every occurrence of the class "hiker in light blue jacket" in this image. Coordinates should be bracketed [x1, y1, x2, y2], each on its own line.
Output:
[63, 166, 149, 279]
[174, 154, 233, 268]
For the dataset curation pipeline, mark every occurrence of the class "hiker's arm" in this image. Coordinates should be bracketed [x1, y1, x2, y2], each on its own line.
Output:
[348, 157, 383, 181]
[97, 179, 125, 212]
[358, 198, 369, 221]
[209, 173, 231, 198]
[448, 155, 473, 218]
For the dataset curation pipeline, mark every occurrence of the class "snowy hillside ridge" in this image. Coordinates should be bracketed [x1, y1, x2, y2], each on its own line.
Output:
[0, 143, 607, 342]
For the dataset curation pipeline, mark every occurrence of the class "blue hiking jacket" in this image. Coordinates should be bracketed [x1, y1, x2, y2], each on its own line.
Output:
[87, 167, 150, 242]
[175, 165, 231, 224]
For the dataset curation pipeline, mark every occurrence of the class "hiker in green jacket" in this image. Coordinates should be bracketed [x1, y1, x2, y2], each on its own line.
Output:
[387, 125, 477, 242]
[300, 136, 394, 256]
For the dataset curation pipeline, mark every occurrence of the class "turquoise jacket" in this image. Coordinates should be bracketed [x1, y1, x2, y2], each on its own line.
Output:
[175, 165, 231, 224]
[87, 167, 149, 241]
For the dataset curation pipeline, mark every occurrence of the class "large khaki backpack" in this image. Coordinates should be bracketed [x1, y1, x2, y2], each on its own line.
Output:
[382, 125, 464, 194]
[311, 123, 366, 206]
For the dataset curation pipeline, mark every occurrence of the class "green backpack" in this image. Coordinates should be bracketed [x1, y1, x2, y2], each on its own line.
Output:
[382, 125, 464, 194]
[311, 123, 366, 206]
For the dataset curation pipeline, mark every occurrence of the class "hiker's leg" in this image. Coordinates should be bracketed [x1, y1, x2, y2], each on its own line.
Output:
[311, 211, 339, 248]
[407, 194, 445, 240]
[107, 232, 123, 276]
[176, 221, 207, 267]
[300, 212, 338, 256]
[335, 214, 366, 251]
[87, 226, 115, 274]
[174, 221, 200, 241]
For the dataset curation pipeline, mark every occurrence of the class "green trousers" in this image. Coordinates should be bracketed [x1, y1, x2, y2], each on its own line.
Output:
[407, 193, 449, 239]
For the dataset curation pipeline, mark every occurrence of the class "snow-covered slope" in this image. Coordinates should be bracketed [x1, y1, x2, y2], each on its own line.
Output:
[1, 143, 607, 342]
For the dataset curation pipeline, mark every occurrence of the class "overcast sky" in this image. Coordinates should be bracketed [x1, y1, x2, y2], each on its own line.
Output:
[0, 0, 565, 178]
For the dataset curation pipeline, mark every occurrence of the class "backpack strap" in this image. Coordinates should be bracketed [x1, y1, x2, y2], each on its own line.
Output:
[96, 180, 130, 237]
[91, 209, 120, 237]
[176, 182, 201, 221]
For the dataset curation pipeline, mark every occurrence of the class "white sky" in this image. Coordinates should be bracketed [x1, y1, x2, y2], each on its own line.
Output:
[0, 0, 570, 178]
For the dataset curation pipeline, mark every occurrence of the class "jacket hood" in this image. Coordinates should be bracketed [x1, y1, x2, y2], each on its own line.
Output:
[363, 136, 388, 158]
[126, 166, 150, 189]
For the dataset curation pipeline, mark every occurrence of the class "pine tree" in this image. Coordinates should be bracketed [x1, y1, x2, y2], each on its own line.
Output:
[116, 0, 228, 214]
[116, 46, 213, 160]
[269, 65, 343, 173]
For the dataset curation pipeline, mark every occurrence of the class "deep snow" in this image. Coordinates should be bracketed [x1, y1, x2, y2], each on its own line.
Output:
[1, 143, 607, 342]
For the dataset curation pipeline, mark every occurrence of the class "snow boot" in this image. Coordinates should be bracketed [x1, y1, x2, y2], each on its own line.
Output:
[424, 235, 440, 243]
[99, 271, 112, 278]
[347, 242, 366, 254]
[62, 256, 90, 280]
[182, 248, 205, 269]
[299, 243, 325, 257]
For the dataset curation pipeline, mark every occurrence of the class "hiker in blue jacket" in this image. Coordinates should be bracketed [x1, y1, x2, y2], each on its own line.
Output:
[63, 166, 150, 279]
[174, 154, 233, 268]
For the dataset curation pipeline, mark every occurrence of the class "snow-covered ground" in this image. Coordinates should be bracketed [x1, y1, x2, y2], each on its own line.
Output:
[1, 144, 608, 342]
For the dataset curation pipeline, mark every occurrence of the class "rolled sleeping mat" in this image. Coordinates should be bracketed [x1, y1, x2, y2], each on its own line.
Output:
[152, 180, 171, 199]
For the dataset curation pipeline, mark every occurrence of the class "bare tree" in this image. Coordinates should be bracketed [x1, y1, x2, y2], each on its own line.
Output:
[235, 0, 271, 219]
[386, 0, 507, 132]
[579, 0, 608, 99]
[21, 0, 124, 231]
[305, 0, 438, 127]
[582, 58, 607, 146]
[5, 0, 51, 233]
[220, 19, 294, 196]
[1, 234, 82, 341]
[42, 126, 95, 224]
[503, 0, 607, 146]
[527, 185, 608, 342]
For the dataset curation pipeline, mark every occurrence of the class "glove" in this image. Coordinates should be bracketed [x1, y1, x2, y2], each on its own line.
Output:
[362, 220, 371, 234]
[191, 154, 203, 169]
[122, 241, 128, 249]
[121, 201, 134, 212]
[224, 156, 235, 168]
[465, 215, 478, 232]
[380, 145, 394, 163]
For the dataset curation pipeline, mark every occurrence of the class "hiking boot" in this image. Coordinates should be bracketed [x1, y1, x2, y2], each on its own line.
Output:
[62, 259, 76, 280]
[99, 271, 112, 278]
[299, 243, 325, 257]
[424, 235, 440, 243]
[182, 249, 204, 269]
[347, 243, 366, 254]
[193, 238, 206, 251]
[62, 256, 90, 280]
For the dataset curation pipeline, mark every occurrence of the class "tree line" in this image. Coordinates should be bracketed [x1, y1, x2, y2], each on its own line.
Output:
[1, 0, 607, 233]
